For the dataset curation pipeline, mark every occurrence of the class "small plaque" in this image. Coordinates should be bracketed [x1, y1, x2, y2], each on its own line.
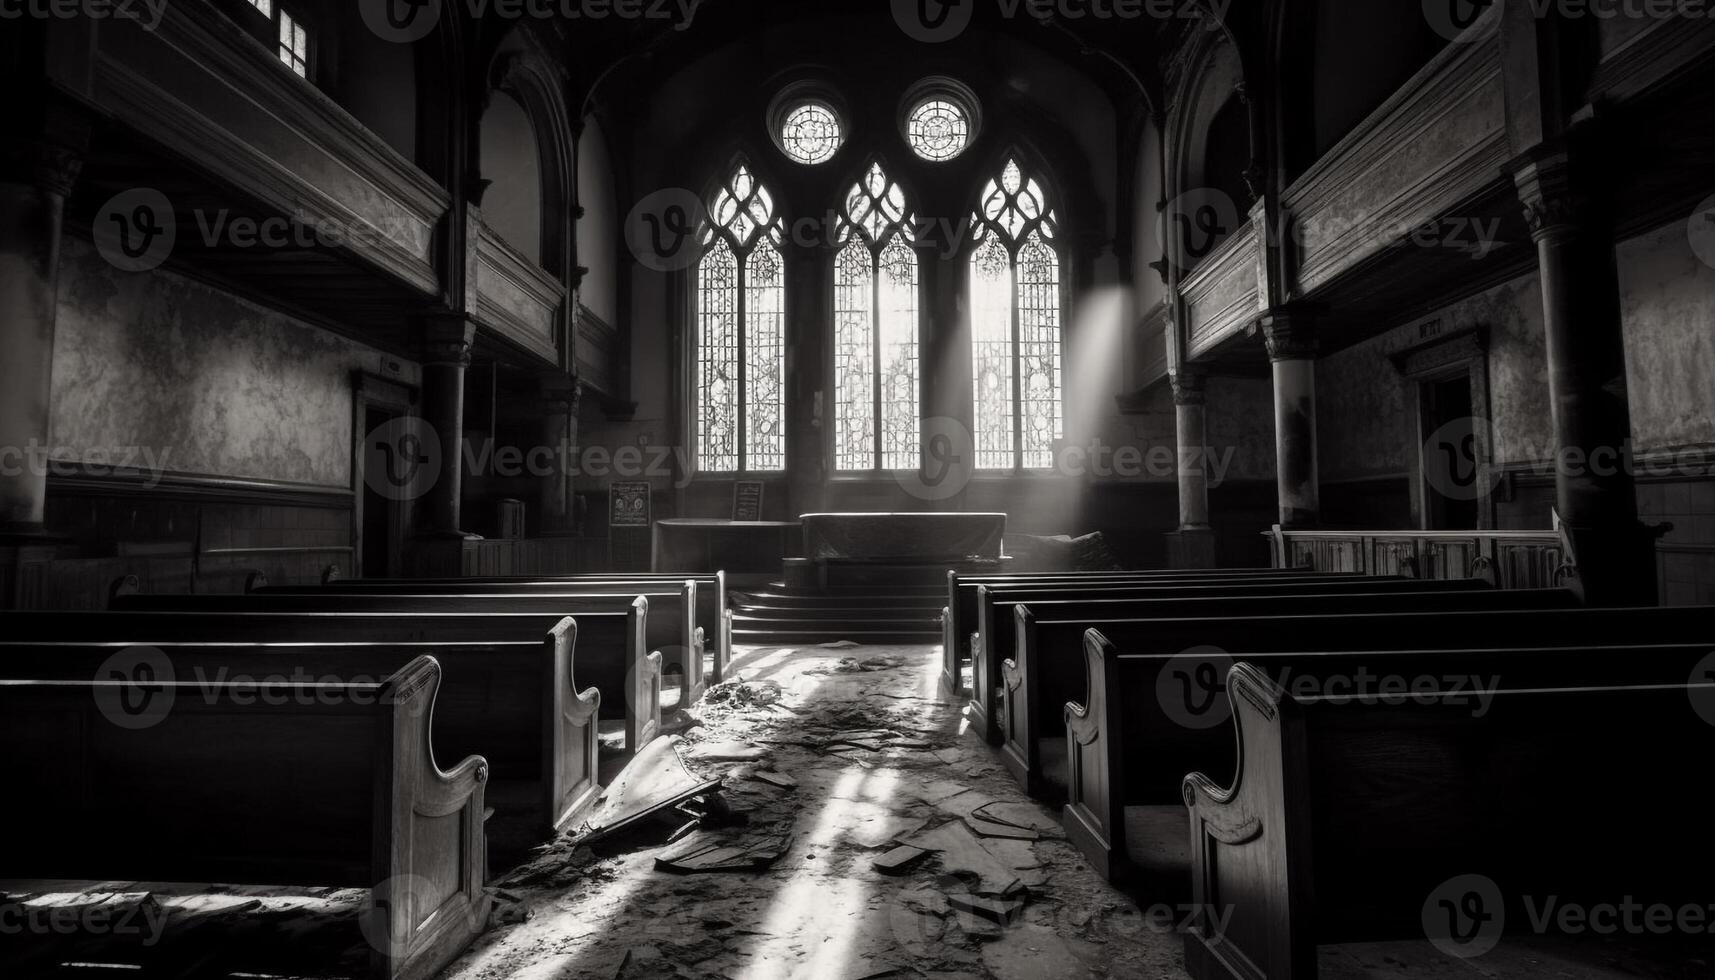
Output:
[609, 481, 652, 527]
[733, 481, 764, 521]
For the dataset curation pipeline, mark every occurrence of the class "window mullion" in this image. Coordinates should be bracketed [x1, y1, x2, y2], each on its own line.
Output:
[1010, 249, 1023, 472]
[737, 248, 748, 474]
[872, 249, 884, 472]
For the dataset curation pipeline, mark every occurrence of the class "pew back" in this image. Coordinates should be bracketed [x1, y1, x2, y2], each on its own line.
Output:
[0, 625, 602, 835]
[0, 656, 490, 980]
[1182, 664, 1715, 980]
[115, 585, 704, 705]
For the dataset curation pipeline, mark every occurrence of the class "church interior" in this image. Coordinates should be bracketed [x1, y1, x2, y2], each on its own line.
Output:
[4, 0, 1715, 977]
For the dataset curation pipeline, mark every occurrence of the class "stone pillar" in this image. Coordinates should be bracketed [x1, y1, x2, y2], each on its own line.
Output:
[1167, 367, 1217, 568]
[416, 315, 478, 539]
[1511, 148, 1656, 604]
[1260, 309, 1320, 529]
[0, 137, 81, 536]
[538, 375, 581, 535]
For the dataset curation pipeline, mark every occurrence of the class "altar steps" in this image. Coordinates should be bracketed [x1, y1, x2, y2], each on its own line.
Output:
[730, 585, 944, 646]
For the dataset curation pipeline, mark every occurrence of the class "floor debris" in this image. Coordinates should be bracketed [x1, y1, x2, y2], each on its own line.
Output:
[655, 831, 796, 873]
[752, 769, 797, 789]
[872, 844, 932, 875]
[577, 736, 722, 844]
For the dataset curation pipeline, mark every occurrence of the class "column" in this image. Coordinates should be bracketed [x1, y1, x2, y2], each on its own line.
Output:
[416, 314, 478, 539]
[1511, 147, 1656, 605]
[1168, 367, 1216, 568]
[538, 374, 581, 535]
[0, 136, 82, 537]
[1260, 308, 1320, 529]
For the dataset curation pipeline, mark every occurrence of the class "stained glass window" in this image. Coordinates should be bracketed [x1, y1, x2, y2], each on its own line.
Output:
[968, 158, 1063, 470]
[906, 99, 971, 162]
[780, 103, 842, 165]
[833, 162, 921, 471]
[696, 164, 787, 472]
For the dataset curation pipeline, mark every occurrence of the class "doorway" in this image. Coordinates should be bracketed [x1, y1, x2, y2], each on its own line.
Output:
[1419, 375, 1479, 531]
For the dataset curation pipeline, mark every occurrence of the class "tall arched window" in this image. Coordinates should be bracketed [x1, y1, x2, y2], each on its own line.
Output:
[833, 161, 921, 471]
[696, 164, 786, 472]
[969, 158, 1063, 470]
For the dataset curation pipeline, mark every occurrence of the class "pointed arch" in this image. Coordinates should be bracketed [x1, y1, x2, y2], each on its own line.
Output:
[694, 157, 787, 473]
[832, 158, 923, 471]
[966, 154, 1064, 471]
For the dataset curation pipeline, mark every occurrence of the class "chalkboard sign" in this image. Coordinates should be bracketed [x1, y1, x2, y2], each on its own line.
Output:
[732, 481, 764, 521]
[609, 482, 652, 527]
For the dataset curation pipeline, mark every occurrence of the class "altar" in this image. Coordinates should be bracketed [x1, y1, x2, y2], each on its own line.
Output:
[791, 512, 1008, 591]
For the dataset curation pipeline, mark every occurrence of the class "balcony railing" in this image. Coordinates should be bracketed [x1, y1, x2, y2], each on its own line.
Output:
[1266, 525, 1578, 593]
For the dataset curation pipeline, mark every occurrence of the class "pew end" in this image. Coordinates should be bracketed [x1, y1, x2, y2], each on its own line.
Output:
[1181, 662, 1307, 980]
[547, 617, 604, 835]
[1062, 629, 1127, 884]
[377, 657, 493, 980]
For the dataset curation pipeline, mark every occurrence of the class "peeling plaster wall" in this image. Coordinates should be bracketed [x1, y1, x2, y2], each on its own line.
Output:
[50, 237, 416, 488]
[1617, 222, 1715, 451]
[1318, 330, 1411, 484]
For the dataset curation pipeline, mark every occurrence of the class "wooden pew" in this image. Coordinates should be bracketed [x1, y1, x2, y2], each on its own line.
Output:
[996, 587, 1577, 792]
[1182, 663, 1715, 980]
[0, 623, 601, 838]
[260, 570, 734, 686]
[941, 569, 1354, 697]
[1044, 604, 1715, 882]
[117, 583, 706, 707]
[0, 656, 490, 980]
[961, 576, 1464, 744]
[3, 605, 660, 752]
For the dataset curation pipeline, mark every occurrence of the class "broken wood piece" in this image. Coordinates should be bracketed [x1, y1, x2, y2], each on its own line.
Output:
[655, 831, 794, 873]
[904, 821, 1024, 897]
[946, 892, 1026, 926]
[580, 737, 722, 844]
[752, 770, 797, 789]
[684, 739, 771, 762]
[964, 816, 1040, 841]
[872, 845, 931, 875]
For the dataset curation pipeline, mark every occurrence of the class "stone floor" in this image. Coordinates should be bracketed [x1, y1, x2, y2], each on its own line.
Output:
[443, 642, 1188, 980]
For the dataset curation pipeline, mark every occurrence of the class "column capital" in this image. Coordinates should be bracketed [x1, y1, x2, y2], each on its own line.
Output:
[1509, 148, 1584, 242]
[1256, 308, 1319, 362]
[1170, 367, 1208, 406]
[415, 314, 476, 367]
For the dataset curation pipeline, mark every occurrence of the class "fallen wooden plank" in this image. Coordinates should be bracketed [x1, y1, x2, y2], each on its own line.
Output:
[872, 845, 931, 875]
